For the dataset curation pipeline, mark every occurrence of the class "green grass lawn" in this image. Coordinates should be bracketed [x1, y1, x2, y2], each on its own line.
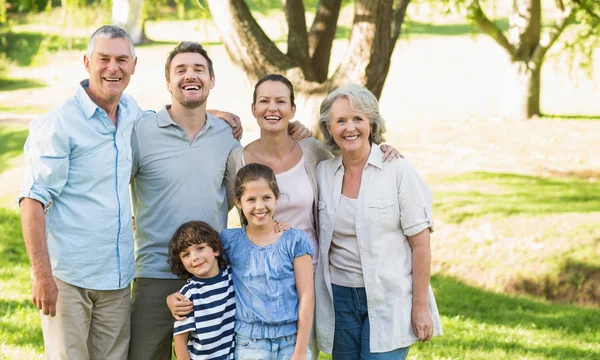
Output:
[434, 172, 600, 223]
[0, 125, 28, 174]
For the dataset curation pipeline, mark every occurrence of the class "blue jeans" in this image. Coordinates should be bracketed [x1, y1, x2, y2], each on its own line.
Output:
[235, 333, 312, 360]
[332, 284, 410, 360]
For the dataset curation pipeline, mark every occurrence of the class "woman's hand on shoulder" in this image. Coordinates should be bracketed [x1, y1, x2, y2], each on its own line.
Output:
[274, 220, 291, 232]
[411, 306, 434, 342]
[166, 291, 193, 321]
[379, 143, 403, 162]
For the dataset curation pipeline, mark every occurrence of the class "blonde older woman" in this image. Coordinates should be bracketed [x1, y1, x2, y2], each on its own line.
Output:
[314, 85, 443, 360]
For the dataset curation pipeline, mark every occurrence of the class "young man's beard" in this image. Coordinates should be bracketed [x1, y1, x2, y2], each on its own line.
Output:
[181, 98, 205, 108]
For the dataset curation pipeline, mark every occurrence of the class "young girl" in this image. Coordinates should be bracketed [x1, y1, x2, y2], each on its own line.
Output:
[167, 221, 236, 360]
[221, 163, 315, 360]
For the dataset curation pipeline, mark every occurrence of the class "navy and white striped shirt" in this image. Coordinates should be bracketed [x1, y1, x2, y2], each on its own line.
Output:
[173, 266, 235, 360]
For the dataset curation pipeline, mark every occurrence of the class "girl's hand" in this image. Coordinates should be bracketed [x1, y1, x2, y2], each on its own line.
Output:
[166, 292, 193, 321]
[411, 306, 434, 342]
[274, 220, 291, 232]
[379, 144, 403, 162]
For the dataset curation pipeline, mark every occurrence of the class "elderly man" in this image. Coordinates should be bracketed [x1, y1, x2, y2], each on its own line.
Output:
[19, 25, 142, 359]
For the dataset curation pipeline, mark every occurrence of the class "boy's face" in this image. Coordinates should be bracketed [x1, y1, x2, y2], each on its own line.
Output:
[179, 243, 220, 279]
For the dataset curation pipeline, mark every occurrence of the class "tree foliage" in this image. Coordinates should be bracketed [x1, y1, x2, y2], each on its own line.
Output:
[437, 0, 600, 119]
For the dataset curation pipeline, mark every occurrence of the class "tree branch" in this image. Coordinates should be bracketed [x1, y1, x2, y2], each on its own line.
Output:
[467, 0, 515, 57]
[331, 0, 395, 97]
[555, 0, 565, 12]
[308, 0, 342, 82]
[207, 0, 298, 81]
[532, 6, 574, 64]
[282, 0, 313, 77]
[390, 0, 411, 55]
[308, 0, 342, 55]
[307, 0, 342, 82]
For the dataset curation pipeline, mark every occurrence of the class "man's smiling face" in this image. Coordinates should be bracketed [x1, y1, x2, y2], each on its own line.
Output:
[167, 52, 215, 108]
[84, 37, 136, 104]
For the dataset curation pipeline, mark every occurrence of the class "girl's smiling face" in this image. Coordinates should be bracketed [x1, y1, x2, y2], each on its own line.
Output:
[236, 178, 278, 229]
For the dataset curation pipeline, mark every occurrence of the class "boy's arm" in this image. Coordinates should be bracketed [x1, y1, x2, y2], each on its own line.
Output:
[291, 254, 314, 360]
[173, 333, 191, 360]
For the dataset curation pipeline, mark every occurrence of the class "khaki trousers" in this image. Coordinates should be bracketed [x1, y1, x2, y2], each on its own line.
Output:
[41, 276, 130, 360]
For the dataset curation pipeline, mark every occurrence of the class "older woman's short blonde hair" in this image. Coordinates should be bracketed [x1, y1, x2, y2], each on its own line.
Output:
[318, 84, 386, 152]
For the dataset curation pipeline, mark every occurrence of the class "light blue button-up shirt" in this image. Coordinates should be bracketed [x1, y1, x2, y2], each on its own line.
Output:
[19, 80, 145, 290]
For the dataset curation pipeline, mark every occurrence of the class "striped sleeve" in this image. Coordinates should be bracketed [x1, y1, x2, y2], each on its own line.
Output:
[173, 284, 196, 336]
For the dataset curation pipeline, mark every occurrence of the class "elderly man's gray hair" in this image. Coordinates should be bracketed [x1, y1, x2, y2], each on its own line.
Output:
[318, 84, 387, 152]
[86, 25, 136, 60]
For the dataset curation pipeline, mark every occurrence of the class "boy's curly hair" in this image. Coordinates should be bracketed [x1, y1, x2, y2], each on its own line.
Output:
[168, 221, 225, 279]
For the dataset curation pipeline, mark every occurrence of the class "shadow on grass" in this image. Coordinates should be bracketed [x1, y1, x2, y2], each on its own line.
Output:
[0, 126, 28, 174]
[542, 113, 600, 121]
[506, 258, 600, 306]
[434, 172, 600, 223]
[0, 32, 87, 67]
[433, 274, 600, 335]
[0, 298, 43, 348]
[0, 78, 47, 92]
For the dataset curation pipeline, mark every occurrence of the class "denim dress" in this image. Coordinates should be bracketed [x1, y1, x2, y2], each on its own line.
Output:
[220, 227, 314, 339]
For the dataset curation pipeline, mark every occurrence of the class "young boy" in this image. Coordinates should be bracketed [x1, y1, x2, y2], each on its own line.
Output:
[168, 221, 235, 360]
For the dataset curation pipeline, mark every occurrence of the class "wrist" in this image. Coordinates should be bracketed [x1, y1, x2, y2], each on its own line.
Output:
[412, 299, 428, 311]
[31, 267, 52, 280]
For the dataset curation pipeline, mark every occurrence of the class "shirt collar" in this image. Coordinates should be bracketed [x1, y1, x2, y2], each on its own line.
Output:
[76, 79, 130, 120]
[367, 143, 385, 170]
[333, 143, 384, 174]
[157, 105, 174, 127]
[157, 105, 214, 134]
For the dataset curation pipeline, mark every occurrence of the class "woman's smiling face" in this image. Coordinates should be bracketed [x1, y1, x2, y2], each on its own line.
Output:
[252, 80, 296, 133]
[328, 97, 372, 155]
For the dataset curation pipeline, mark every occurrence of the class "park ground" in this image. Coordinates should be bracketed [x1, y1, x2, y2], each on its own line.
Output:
[1, 4, 600, 359]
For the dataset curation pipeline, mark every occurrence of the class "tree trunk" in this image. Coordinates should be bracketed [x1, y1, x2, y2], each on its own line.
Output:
[331, 0, 395, 98]
[112, 0, 146, 45]
[510, 60, 541, 120]
[207, 0, 410, 133]
[293, 89, 332, 137]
